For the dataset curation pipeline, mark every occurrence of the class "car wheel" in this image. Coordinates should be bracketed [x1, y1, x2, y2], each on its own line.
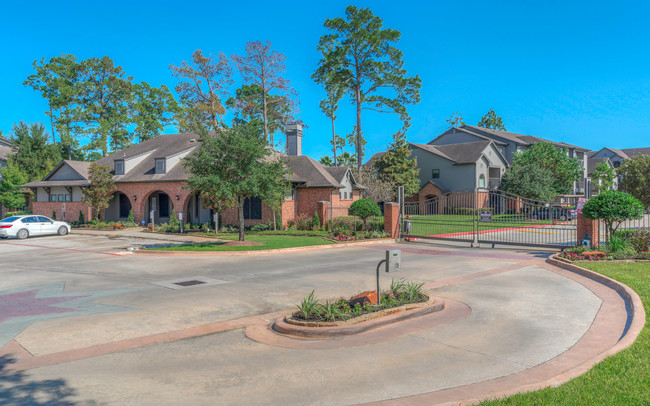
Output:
[16, 229, 29, 239]
[58, 226, 68, 236]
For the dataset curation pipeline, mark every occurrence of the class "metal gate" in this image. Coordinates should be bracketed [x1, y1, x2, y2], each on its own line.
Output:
[401, 188, 577, 249]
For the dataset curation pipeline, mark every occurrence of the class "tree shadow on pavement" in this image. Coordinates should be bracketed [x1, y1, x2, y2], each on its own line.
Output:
[0, 354, 100, 405]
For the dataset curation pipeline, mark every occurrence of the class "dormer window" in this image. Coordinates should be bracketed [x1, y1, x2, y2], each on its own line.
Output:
[155, 158, 166, 174]
[114, 160, 124, 175]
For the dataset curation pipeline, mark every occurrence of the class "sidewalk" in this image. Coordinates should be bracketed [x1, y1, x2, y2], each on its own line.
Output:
[71, 228, 225, 245]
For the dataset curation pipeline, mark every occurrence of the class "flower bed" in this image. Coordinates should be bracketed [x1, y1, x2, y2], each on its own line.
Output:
[290, 279, 428, 324]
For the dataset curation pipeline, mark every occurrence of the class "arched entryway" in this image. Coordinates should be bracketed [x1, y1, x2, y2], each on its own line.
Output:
[144, 191, 173, 224]
[105, 192, 132, 222]
[184, 193, 213, 225]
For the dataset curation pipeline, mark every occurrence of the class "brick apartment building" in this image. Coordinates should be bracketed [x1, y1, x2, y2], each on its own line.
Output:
[21, 124, 363, 226]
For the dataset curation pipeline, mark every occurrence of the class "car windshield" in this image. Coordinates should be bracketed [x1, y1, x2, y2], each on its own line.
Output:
[0, 216, 21, 223]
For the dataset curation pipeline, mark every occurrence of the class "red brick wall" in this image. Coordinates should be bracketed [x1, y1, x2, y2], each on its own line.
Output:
[113, 181, 192, 224]
[32, 201, 92, 222]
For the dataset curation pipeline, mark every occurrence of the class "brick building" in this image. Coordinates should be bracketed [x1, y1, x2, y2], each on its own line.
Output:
[21, 124, 363, 227]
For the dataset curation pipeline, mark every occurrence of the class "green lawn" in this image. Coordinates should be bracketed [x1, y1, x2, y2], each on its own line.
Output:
[479, 262, 649, 405]
[149, 234, 334, 251]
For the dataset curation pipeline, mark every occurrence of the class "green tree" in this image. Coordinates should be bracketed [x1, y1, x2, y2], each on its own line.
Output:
[619, 155, 650, 208]
[319, 156, 335, 167]
[0, 163, 28, 210]
[225, 84, 295, 141]
[131, 82, 179, 142]
[314, 5, 422, 167]
[510, 142, 582, 195]
[81, 162, 115, 221]
[446, 111, 465, 128]
[478, 109, 506, 130]
[500, 162, 556, 202]
[353, 164, 397, 203]
[184, 123, 287, 241]
[348, 198, 381, 230]
[337, 151, 357, 167]
[9, 122, 61, 182]
[171, 50, 233, 130]
[582, 190, 644, 240]
[375, 132, 420, 196]
[590, 161, 615, 192]
[232, 41, 298, 147]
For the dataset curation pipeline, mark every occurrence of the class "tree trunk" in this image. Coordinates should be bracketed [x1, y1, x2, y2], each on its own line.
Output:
[273, 209, 277, 231]
[263, 91, 270, 145]
[238, 198, 245, 241]
[331, 116, 337, 166]
[215, 212, 219, 235]
[355, 80, 363, 168]
[49, 102, 56, 143]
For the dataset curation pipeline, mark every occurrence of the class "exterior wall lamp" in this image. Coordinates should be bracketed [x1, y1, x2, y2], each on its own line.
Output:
[133, 195, 137, 201]
[176, 195, 180, 200]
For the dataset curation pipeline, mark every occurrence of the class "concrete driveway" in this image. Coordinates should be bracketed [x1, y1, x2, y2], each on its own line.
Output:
[0, 234, 631, 405]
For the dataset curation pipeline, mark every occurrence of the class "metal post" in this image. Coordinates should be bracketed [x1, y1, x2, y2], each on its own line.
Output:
[376, 259, 386, 305]
[398, 186, 404, 239]
[150, 210, 155, 231]
[472, 188, 479, 247]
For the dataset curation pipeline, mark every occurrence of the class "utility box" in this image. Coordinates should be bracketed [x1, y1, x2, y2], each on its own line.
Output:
[386, 250, 401, 272]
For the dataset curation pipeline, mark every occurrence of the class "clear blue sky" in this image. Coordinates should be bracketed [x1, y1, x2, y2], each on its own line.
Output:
[2, 0, 649, 161]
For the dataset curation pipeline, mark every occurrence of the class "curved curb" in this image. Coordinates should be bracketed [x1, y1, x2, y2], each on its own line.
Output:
[546, 254, 645, 352]
[274, 297, 443, 339]
[357, 256, 646, 406]
[132, 238, 397, 256]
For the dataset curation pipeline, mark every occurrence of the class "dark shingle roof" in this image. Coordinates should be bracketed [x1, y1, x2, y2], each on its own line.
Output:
[456, 125, 589, 151]
[620, 147, 650, 158]
[284, 155, 343, 188]
[0, 145, 12, 161]
[325, 167, 349, 184]
[412, 141, 492, 164]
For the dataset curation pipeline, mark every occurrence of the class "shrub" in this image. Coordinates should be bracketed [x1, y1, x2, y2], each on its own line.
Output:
[6, 210, 31, 217]
[311, 211, 320, 230]
[297, 291, 319, 320]
[78, 210, 85, 224]
[52, 210, 57, 220]
[349, 199, 381, 230]
[614, 229, 650, 253]
[127, 210, 134, 224]
[582, 191, 644, 240]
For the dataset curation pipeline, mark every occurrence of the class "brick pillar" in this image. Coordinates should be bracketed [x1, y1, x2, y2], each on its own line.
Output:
[577, 213, 599, 248]
[384, 202, 400, 239]
[317, 201, 330, 227]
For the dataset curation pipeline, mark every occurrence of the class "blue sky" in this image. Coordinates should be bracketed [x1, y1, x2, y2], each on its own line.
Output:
[2, 0, 649, 161]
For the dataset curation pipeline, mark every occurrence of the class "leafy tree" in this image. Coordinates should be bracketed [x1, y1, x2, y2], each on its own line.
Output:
[510, 142, 582, 195]
[184, 123, 287, 241]
[131, 82, 179, 142]
[314, 5, 422, 167]
[319, 156, 334, 167]
[0, 163, 28, 210]
[353, 164, 397, 203]
[619, 155, 650, 208]
[76, 56, 135, 155]
[500, 162, 556, 202]
[337, 151, 357, 167]
[232, 41, 298, 146]
[590, 161, 615, 192]
[348, 198, 381, 230]
[9, 122, 61, 182]
[226, 84, 294, 140]
[446, 111, 465, 128]
[478, 109, 506, 130]
[171, 50, 233, 130]
[375, 131, 420, 196]
[582, 190, 644, 240]
[260, 163, 290, 231]
[81, 162, 115, 221]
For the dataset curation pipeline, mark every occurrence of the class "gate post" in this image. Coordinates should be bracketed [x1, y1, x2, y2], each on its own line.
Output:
[577, 213, 599, 248]
[384, 202, 400, 240]
[317, 201, 330, 227]
[472, 188, 480, 247]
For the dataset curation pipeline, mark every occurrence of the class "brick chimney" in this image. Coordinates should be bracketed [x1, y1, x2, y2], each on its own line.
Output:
[286, 123, 303, 156]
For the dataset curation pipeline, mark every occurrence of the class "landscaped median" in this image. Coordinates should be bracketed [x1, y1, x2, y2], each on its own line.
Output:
[135, 232, 395, 255]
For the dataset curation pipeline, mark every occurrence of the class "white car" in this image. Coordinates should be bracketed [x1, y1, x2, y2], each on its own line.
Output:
[0, 215, 71, 239]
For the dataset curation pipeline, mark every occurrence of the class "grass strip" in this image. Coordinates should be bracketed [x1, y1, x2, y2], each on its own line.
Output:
[148, 235, 334, 251]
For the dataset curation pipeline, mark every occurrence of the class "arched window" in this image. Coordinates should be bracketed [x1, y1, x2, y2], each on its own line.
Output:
[478, 174, 486, 188]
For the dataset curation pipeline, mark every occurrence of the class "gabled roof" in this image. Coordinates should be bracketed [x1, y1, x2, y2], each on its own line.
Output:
[0, 136, 13, 147]
[96, 133, 199, 182]
[620, 147, 650, 158]
[22, 160, 92, 188]
[435, 125, 589, 152]
[284, 155, 343, 188]
[0, 144, 12, 161]
[363, 152, 386, 168]
[324, 167, 349, 184]
[412, 141, 493, 165]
